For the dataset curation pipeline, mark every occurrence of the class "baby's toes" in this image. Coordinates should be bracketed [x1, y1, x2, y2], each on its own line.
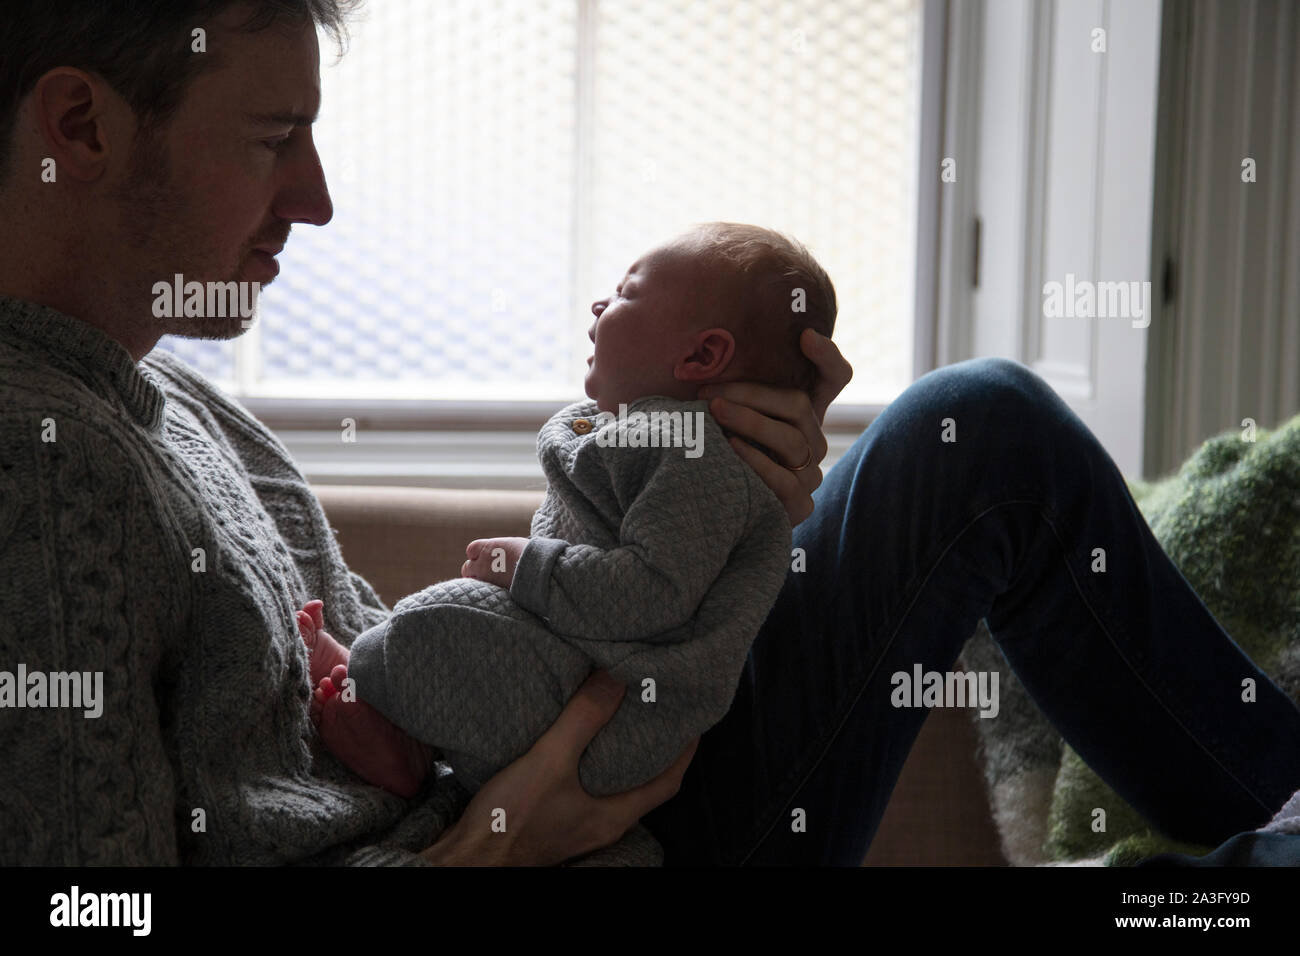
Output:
[297, 610, 316, 645]
[329, 664, 349, 693]
[305, 600, 326, 630]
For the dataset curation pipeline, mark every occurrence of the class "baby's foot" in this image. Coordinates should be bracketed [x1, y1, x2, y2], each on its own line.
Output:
[310, 663, 434, 799]
[297, 599, 349, 688]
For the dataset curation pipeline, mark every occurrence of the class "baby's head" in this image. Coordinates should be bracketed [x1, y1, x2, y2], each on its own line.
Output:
[585, 222, 837, 413]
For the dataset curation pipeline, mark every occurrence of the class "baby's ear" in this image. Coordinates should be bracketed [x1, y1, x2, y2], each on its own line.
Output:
[674, 328, 735, 382]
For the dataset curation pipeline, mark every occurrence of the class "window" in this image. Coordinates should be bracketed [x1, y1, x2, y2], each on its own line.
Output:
[159, 0, 924, 412]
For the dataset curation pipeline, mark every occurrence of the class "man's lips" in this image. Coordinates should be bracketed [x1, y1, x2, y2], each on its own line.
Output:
[249, 247, 281, 278]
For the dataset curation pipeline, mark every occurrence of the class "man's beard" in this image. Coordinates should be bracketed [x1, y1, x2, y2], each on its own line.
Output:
[110, 123, 252, 341]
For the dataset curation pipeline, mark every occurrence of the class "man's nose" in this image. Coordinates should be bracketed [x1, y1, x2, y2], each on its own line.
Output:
[273, 131, 334, 226]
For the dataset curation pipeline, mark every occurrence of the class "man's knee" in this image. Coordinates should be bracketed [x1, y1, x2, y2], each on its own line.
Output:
[842, 356, 1073, 481]
[935, 357, 1068, 430]
[947, 356, 1049, 399]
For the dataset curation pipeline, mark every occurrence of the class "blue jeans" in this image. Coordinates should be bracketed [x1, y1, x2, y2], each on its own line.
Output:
[641, 357, 1300, 865]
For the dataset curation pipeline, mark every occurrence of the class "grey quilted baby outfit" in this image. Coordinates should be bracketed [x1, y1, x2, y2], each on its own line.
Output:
[348, 396, 792, 796]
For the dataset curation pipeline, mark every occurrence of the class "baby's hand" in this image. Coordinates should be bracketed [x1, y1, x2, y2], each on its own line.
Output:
[462, 537, 528, 588]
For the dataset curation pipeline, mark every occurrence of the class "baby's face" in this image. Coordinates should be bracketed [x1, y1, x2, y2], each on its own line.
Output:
[585, 243, 707, 413]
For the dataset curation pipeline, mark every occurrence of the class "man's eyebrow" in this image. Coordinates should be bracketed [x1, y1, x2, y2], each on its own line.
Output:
[245, 110, 319, 127]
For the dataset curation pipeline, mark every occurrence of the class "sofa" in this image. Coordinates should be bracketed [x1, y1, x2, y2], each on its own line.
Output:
[314, 484, 1010, 866]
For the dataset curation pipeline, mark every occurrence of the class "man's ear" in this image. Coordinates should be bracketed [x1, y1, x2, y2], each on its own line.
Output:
[30, 68, 118, 183]
[674, 327, 736, 382]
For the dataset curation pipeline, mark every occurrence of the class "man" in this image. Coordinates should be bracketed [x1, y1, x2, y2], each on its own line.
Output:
[5, 1, 1298, 868]
[0, 0, 848, 865]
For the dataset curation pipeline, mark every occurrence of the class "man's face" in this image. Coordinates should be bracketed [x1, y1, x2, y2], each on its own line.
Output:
[585, 243, 702, 413]
[110, 5, 333, 340]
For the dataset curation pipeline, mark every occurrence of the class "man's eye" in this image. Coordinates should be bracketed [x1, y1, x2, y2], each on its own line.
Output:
[263, 136, 291, 152]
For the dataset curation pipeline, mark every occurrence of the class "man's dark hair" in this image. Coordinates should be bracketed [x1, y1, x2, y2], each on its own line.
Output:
[0, 1, 359, 185]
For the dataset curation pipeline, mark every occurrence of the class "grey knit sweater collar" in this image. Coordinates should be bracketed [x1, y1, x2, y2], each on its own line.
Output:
[0, 292, 166, 432]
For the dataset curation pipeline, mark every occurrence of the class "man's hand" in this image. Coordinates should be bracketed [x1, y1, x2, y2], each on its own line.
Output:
[462, 536, 529, 588]
[700, 328, 853, 526]
[420, 671, 698, 866]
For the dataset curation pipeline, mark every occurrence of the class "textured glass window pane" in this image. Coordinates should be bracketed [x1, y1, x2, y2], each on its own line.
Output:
[255, 0, 579, 401]
[586, 0, 921, 404]
[162, 0, 920, 406]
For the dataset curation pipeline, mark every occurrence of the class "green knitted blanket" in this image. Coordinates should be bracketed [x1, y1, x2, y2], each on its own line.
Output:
[961, 414, 1300, 865]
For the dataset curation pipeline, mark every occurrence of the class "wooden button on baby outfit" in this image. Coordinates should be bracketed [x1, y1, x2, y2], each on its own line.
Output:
[572, 418, 593, 435]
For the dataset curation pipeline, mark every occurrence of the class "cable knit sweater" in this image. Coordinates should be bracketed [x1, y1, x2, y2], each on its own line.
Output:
[0, 293, 658, 866]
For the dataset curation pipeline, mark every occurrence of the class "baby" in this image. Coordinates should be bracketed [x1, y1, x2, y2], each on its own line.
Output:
[298, 222, 838, 798]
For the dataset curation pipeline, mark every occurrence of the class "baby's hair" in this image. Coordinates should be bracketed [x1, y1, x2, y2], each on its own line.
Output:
[672, 222, 837, 395]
